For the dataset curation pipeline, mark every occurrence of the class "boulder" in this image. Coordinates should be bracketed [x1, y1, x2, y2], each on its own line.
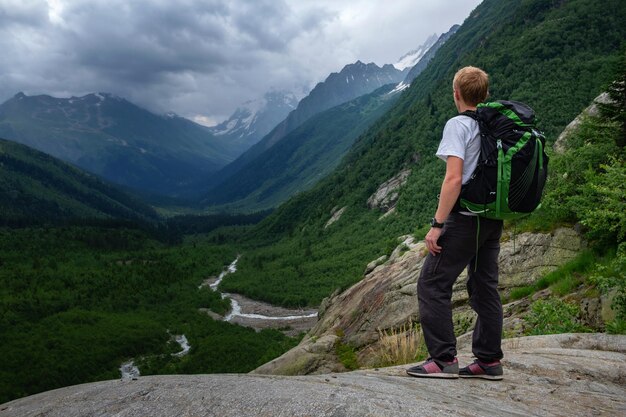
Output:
[554, 92, 612, 154]
[324, 206, 346, 228]
[498, 227, 582, 289]
[366, 169, 411, 212]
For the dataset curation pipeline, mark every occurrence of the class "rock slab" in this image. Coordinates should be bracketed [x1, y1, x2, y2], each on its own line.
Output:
[1, 334, 624, 417]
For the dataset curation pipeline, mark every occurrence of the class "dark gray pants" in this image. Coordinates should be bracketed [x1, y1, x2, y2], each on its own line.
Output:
[417, 212, 504, 362]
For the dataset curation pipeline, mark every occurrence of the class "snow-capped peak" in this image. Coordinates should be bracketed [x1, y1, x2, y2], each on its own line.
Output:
[394, 33, 439, 71]
[210, 90, 298, 141]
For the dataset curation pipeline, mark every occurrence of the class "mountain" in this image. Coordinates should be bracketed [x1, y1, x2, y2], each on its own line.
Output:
[209, 90, 299, 150]
[403, 25, 460, 84]
[204, 61, 407, 190]
[393, 33, 439, 71]
[386, 26, 461, 100]
[216, 0, 626, 308]
[200, 84, 402, 212]
[0, 137, 159, 225]
[0, 93, 244, 196]
[196, 32, 460, 212]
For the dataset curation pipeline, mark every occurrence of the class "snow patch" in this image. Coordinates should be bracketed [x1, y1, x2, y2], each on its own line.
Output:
[394, 33, 439, 70]
[388, 81, 411, 95]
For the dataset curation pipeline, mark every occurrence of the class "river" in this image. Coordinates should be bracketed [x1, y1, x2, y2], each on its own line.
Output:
[121, 255, 317, 378]
[200, 256, 318, 335]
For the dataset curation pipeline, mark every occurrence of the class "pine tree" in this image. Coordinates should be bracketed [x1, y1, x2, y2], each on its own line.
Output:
[598, 53, 626, 147]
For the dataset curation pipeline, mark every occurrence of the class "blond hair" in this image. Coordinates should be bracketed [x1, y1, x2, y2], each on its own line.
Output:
[453, 66, 489, 106]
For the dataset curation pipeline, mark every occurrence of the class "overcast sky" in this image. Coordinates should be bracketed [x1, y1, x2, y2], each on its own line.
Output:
[0, 0, 481, 126]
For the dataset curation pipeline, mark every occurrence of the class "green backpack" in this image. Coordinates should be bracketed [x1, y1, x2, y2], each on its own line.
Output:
[459, 100, 549, 220]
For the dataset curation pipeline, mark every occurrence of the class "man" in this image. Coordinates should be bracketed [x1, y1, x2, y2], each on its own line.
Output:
[406, 66, 504, 380]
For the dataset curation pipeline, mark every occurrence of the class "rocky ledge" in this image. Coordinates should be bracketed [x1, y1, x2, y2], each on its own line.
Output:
[1, 333, 624, 417]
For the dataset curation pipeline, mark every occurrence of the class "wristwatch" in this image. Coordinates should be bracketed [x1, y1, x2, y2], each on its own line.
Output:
[430, 218, 444, 228]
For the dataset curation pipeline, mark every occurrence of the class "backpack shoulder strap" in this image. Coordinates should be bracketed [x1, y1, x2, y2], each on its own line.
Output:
[460, 110, 478, 120]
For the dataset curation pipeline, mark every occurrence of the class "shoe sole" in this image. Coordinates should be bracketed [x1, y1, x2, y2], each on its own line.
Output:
[459, 374, 503, 380]
[406, 371, 459, 379]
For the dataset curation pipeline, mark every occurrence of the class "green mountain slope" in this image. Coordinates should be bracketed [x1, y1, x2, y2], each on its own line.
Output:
[0, 93, 242, 196]
[0, 138, 159, 225]
[200, 84, 401, 212]
[220, 0, 626, 307]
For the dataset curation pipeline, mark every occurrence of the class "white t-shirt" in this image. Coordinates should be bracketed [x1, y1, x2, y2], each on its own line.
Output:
[435, 115, 480, 185]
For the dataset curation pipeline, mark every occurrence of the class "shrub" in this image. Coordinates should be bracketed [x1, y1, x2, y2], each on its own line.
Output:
[335, 340, 359, 370]
[588, 243, 626, 333]
[524, 298, 591, 335]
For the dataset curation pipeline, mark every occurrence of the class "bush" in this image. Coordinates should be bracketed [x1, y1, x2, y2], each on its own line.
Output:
[588, 243, 626, 333]
[573, 157, 626, 247]
[524, 298, 591, 335]
[335, 340, 359, 370]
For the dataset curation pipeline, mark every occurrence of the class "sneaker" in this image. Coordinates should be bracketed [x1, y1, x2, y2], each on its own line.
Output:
[459, 359, 503, 380]
[406, 357, 459, 378]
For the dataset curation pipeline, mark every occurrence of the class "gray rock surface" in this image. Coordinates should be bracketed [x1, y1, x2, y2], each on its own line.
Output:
[2, 334, 624, 417]
[498, 227, 582, 289]
[366, 168, 411, 213]
[553, 92, 611, 154]
[324, 206, 347, 228]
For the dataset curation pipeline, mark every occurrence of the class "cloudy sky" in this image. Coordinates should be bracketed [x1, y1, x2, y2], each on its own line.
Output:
[0, 0, 481, 126]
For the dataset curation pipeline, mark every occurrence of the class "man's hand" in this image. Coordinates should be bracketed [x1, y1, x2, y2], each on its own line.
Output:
[424, 227, 443, 256]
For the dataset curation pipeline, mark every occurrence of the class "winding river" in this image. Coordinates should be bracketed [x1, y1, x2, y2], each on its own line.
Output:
[121, 255, 317, 378]
[120, 333, 190, 379]
[202, 256, 318, 324]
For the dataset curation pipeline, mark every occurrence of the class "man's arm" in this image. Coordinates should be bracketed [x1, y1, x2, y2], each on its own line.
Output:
[424, 156, 463, 256]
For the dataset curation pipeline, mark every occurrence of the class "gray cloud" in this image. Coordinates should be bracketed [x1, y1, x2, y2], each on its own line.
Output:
[0, 0, 481, 125]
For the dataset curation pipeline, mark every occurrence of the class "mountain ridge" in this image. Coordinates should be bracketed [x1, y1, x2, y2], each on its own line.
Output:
[201, 60, 407, 191]
[197, 32, 456, 209]
[200, 84, 402, 211]
[0, 92, 245, 197]
[209, 90, 299, 150]
[0, 137, 159, 225]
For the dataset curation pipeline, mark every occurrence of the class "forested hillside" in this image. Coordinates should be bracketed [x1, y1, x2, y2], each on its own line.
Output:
[0, 138, 159, 225]
[219, 0, 626, 307]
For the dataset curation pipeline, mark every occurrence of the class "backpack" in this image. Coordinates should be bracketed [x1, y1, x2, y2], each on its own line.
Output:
[458, 100, 549, 220]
